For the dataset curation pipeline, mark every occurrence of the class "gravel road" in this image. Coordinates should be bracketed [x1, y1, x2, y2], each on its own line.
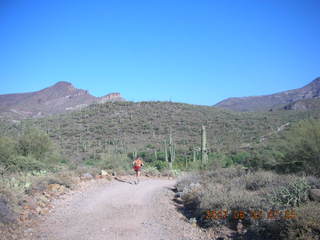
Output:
[30, 177, 211, 240]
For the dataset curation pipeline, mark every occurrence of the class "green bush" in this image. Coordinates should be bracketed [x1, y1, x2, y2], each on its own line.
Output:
[9, 155, 45, 172]
[152, 160, 169, 171]
[98, 152, 131, 171]
[275, 119, 320, 176]
[143, 166, 159, 176]
[0, 137, 17, 173]
[16, 128, 52, 160]
[0, 127, 64, 173]
[270, 178, 311, 207]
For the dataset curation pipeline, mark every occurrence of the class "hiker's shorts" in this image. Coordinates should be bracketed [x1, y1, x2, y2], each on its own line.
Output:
[133, 166, 141, 171]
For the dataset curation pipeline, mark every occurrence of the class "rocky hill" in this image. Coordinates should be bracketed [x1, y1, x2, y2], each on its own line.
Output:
[282, 98, 320, 111]
[215, 77, 320, 112]
[0, 101, 316, 162]
[0, 81, 125, 119]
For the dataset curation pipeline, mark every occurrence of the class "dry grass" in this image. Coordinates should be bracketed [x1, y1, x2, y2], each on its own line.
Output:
[176, 167, 320, 239]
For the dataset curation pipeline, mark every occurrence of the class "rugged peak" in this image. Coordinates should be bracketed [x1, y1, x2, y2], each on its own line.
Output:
[52, 81, 74, 88]
[0, 81, 125, 119]
[98, 92, 124, 103]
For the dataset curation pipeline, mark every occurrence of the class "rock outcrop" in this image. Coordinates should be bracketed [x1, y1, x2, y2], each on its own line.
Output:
[0, 81, 125, 119]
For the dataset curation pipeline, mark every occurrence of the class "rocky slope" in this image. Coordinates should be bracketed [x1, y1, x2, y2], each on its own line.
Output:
[0, 81, 125, 119]
[215, 77, 320, 112]
[282, 98, 320, 111]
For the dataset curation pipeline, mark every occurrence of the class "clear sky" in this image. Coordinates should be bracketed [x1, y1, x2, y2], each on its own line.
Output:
[0, 0, 319, 105]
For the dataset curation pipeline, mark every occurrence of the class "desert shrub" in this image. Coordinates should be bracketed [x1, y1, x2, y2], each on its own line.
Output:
[8, 155, 45, 172]
[160, 168, 181, 177]
[270, 178, 311, 207]
[30, 171, 76, 191]
[280, 202, 320, 240]
[198, 180, 267, 228]
[98, 153, 131, 171]
[204, 166, 248, 185]
[272, 119, 320, 176]
[73, 166, 100, 177]
[151, 160, 169, 171]
[143, 166, 159, 176]
[176, 168, 319, 236]
[248, 202, 320, 240]
[176, 173, 201, 192]
[245, 171, 278, 191]
[306, 176, 320, 189]
[0, 137, 17, 173]
[227, 151, 251, 166]
[16, 128, 52, 160]
[0, 128, 63, 173]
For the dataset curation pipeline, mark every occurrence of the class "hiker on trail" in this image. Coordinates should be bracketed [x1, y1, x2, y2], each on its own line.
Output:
[133, 157, 144, 183]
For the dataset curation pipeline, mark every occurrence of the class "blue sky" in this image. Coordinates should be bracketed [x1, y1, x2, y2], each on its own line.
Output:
[0, 0, 319, 105]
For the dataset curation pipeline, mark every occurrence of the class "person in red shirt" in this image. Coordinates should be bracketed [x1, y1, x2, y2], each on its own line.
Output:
[132, 157, 144, 184]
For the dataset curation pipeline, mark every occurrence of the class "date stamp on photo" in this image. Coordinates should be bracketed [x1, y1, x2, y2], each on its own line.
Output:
[205, 209, 296, 220]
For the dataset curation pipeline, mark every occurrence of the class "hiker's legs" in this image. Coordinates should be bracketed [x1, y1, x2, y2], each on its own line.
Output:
[135, 170, 141, 184]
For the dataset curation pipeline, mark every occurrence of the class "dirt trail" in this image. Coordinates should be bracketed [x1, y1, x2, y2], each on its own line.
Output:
[30, 177, 210, 240]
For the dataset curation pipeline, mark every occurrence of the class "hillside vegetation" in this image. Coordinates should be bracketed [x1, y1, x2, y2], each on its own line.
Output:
[1, 101, 320, 167]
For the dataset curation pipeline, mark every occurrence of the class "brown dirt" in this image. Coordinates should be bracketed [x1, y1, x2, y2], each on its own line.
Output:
[24, 177, 212, 240]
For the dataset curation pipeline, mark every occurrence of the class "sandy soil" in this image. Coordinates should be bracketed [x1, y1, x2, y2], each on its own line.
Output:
[27, 177, 211, 240]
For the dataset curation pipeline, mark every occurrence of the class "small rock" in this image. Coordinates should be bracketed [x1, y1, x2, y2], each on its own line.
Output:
[39, 208, 49, 215]
[35, 207, 42, 214]
[101, 170, 109, 176]
[309, 189, 320, 202]
[24, 228, 33, 233]
[19, 213, 29, 222]
[81, 173, 93, 180]
[188, 218, 197, 227]
[48, 184, 62, 192]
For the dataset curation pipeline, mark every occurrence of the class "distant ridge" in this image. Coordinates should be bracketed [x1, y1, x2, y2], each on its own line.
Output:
[0, 81, 125, 119]
[215, 77, 320, 112]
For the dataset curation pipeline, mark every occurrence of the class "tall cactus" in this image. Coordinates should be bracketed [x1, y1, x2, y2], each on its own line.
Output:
[133, 151, 137, 159]
[154, 150, 158, 161]
[164, 139, 168, 162]
[169, 129, 175, 169]
[193, 148, 196, 162]
[201, 125, 208, 166]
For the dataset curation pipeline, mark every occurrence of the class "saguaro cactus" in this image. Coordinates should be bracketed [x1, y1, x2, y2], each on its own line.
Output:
[201, 125, 208, 166]
[164, 139, 168, 162]
[154, 150, 158, 161]
[133, 151, 137, 159]
[168, 129, 175, 169]
[193, 148, 197, 162]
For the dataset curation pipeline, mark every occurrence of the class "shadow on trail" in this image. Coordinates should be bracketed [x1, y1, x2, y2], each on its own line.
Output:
[167, 186, 198, 220]
[114, 177, 135, 185]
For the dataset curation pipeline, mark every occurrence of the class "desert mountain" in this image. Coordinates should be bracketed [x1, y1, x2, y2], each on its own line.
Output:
[0, 81, 125, 119]
[215, 77, 320, 112]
